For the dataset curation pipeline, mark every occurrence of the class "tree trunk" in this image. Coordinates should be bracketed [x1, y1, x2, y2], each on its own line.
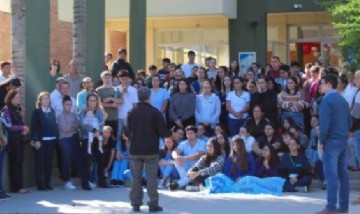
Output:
[73, 0, 86, 76]
[11, 0, 26, 109]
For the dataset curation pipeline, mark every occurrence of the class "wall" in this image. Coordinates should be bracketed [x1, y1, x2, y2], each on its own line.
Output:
[0, 0, 72, 72]
[0, 11, 11, 61]
[50, 0, 72, 74]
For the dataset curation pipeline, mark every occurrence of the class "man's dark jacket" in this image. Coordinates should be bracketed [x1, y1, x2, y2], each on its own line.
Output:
[125, 102, 171, 155]
[111, 59, 135, 80]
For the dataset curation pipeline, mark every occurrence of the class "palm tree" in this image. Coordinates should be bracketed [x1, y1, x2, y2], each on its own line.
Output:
[73, 0, 86, 76]
[11, 0, 26, 109]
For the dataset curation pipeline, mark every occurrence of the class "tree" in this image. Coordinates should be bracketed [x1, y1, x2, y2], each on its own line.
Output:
[73, 0, 86, 75]
[11, 0, 26, 108]
[316, 0, 360, 68]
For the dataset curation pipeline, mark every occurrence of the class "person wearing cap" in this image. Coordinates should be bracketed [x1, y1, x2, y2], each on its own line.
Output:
[64, 60, 84, 99]
[181, 50, 199, 78]
[111, 48, 135, 80]
[124, 87, 172, 212]
[0, 77, 21, 109]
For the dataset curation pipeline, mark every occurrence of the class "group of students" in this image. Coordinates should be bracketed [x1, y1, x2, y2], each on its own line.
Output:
[0, 49, 359, 202]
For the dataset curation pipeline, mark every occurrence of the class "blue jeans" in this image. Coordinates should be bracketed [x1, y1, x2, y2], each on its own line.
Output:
[227, 117, 247, 137]
[0, 147, 6, 191]
[353, 130, 360, 168]
[111, 151, 129, 181]
[283, 175, 312, 192]
[281, 111, 304, 132]
[322, 140, 349, 212]
[160, 164, 176, 178]
[59, 135, 82, 182]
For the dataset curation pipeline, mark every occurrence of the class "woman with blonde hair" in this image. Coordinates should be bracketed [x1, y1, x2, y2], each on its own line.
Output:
[30, 91, 58, 191]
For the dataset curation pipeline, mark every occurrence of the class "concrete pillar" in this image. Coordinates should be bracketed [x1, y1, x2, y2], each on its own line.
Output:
[86, 0, 105, 82]
[129, 0, 146, 73]
[229, 0, 267, 66]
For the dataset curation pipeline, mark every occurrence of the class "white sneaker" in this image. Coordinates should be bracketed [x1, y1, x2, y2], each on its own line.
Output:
[185, 185, 199, 192]
[89, 181, 96, 189]
[64, 181, 76, 190]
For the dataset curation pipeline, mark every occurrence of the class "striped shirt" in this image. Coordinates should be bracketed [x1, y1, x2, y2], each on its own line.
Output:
[189, 154, 225, 177]
[278, 91, 307, 112]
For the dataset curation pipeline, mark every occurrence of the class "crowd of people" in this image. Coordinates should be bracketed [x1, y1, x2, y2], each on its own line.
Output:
[0, 48, 360, 210]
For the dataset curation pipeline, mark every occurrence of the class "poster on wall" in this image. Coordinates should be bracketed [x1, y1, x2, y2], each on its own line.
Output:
[239, 52, 256, 74]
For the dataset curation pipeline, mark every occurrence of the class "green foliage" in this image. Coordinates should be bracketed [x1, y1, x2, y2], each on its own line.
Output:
[316, 0, 360, 68]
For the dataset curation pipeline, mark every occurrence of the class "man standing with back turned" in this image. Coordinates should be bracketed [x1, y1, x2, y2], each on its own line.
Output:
[317, 74, 352, 214]
[125, 87, 172, 213]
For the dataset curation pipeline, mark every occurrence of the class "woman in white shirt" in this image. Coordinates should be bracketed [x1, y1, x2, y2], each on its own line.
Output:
[226, 77, 250, 137]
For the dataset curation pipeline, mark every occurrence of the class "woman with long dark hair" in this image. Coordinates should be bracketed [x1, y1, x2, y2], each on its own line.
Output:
[169, 78, 196, 128]
[255, 144, 280, 178]
[226, 77, 250, 137]
[216, 131, 230, 157]
[187, 138, 225, 190]
[2, 90, 30, 193]
[224, 137, 255, 181]
[278, 76, 307, 131]
[30, 91, 58, 190]
[79, 93, 108, 189]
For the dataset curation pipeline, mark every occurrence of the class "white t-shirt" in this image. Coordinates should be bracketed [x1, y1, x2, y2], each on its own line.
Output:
[226, 90, 250, 119]
[117, 85, 138, 119]
[343, 84, 358, 108]
[181, 63, 199, 78]
[0, 73, 13, 84]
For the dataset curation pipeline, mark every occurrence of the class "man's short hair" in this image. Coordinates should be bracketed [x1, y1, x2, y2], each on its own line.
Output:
[187, 50, 195, 56]
[162, 58, 171, 63]
[59, 81, 70, 89]
[322, 74, 338, 89]
[149, 65, 157, 70]
[185, 125, 197, 134]
[0, 61, 10, 69]
[138, 87, 151, 102]
[82, 77, 92, 83]
[118, 48, 127, 54]
[118, 69, 130, 78]
[290, 61, 301, 67]
[100, 70, 112, 79]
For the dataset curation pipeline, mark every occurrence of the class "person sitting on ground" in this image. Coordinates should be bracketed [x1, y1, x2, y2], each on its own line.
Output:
[169, 125, 206, 191]
[187, 138, 225, 191]
[253, 123, 283, 157]
[237, 126, 255, 154]
[281, 116, 295, 133]
[102, 126, 116, 180]
[244, 105, 269, 139]
[111, 130, 129, 186]
[279, 137, 312, 192]
[255, 144, 280, 178]
[158, 137, 178, 189]
[196, 123, 209, 143]
[224, 137, 255, 181]
[289, 124, 309, 151]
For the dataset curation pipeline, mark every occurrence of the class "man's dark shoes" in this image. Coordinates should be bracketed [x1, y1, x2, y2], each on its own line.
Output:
[45, 185, 54, 190]
[169, 183, 179, 191]
[37, 186, 47, 191]
[132, 205, 140, 212]
[149, 206, 163, 213]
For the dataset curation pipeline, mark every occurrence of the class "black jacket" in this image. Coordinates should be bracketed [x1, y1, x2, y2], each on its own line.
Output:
[111, 59, 135, 80]
[125, 102, 171, 155]
[250, 89, 278, 126]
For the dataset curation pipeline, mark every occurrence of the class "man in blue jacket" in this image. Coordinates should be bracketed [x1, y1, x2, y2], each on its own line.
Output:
[317, 74, 352, 214]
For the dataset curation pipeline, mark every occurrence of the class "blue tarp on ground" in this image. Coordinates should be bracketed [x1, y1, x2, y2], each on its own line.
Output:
[207, 174, 286, 196]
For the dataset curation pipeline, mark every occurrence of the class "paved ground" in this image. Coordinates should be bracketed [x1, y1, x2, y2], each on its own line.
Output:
[1, 184, 360, 214]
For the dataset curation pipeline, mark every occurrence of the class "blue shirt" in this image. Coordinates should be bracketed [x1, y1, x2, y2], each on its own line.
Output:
[319, 89, 351, 144]
[150, 88, 170, 112]
[177, 139, 206, 169]
[77, 90, 88, 111]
